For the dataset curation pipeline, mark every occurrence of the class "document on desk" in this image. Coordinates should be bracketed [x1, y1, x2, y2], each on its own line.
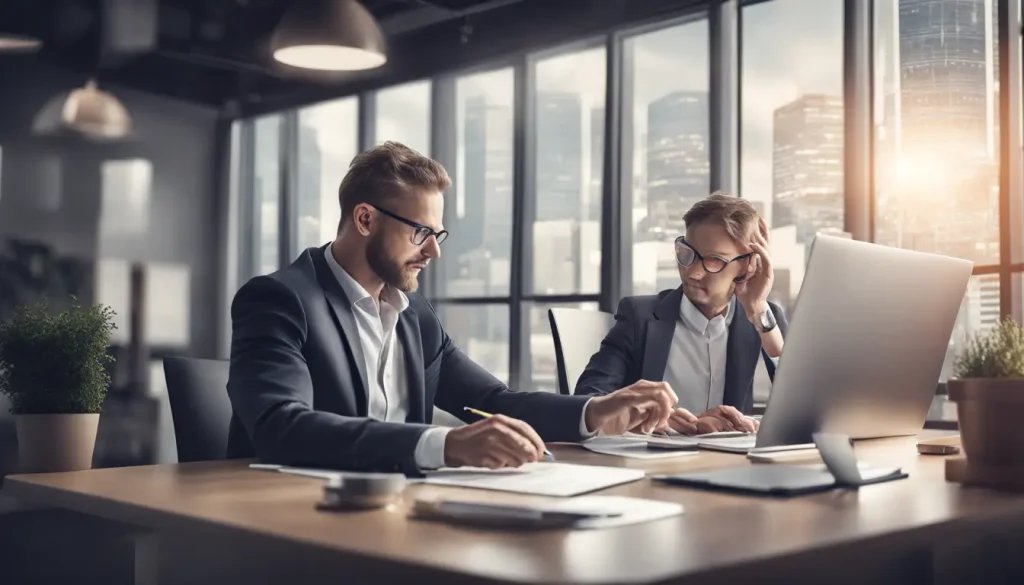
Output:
[423, 462, 646, 497]
[583, 437, 700, 459]
[413, 495, 683, 530]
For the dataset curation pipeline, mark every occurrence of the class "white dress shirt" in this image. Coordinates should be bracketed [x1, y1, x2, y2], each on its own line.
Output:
[664, 296, 779, 415]
[324, 247, 449, 469]
[325, 247, 595, 469]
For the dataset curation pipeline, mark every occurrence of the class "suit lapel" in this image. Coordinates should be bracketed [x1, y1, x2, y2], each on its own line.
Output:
[641, 289, 682, 381]
[724, 298, 761, 409]
[397, 310, 426, 423]
[312, 246, 370, 414]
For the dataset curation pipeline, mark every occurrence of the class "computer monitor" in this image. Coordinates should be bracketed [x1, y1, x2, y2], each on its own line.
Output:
[755, 235, 973, 448]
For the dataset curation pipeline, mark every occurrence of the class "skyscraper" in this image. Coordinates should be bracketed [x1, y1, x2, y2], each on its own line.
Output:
[898, 0, 992, 159]
[771, 94, 844, 247]
[535, 92, 585, 222]
[644, 92, 709, 239]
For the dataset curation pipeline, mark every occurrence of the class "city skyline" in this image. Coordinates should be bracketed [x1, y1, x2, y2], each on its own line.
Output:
[260, 0, 1002, 392]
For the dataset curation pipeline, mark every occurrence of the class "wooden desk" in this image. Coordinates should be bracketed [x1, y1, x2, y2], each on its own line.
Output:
[4, 435, 1024, 585]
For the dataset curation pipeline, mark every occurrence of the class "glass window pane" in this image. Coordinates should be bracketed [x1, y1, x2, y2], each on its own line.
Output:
[375, 81, 432, 156]
[624, 18, 710, 295]
[946, 274, 1000, 380]
[297, 97, 359, 252]
[874, 0, 999, 265]
[742, 0, 843, 317]
[526, 302, 600, 393]
[437, 304, 510, 384]
[254, 115, 281, 275]
[531, 46, 606, 295]
[435, 68, 514, 298]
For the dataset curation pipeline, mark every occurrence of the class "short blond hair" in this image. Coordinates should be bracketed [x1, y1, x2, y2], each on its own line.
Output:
[682, 192, 760, 242]
[338, 141, 450, 221]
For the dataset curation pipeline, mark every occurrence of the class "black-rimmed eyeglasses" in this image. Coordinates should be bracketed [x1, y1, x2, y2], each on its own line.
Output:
[674, 236, 753, 273]
[371, 205, 449, 246]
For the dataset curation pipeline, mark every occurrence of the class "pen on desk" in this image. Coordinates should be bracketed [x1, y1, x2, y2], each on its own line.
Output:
[462, 407, 556, 461]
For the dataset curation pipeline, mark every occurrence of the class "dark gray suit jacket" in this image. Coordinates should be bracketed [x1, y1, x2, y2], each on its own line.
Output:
[574, 288, 788, 414]
[226, 245, 590, 474]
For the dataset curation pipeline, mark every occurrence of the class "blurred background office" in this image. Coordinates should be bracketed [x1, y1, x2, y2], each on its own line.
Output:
[0, 0, 1019, 473]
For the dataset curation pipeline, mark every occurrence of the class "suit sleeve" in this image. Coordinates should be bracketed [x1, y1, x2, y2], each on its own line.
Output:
[573, 297, 638, 397]
[227, 276, 431, 474]
[762, 301, 789, 381]
[422, 304, 591, 443]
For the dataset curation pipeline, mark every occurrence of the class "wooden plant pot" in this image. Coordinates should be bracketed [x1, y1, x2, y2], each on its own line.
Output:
[947, 378, 1024, 468]
[15, 413, 100, 473]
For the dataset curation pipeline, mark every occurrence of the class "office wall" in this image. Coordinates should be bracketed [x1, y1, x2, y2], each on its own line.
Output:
[0, 55, 223, 471]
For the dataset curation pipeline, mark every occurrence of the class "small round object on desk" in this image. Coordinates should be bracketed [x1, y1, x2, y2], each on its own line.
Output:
[318, 472, 407, 511]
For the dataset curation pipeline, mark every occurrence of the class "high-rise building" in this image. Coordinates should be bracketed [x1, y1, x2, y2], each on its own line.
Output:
[898, 0, 993, 159]
[644, 92, 709, 240]
[589, 106, 605, 222]
[771, 94, 844, 247]
[536, 92, 585, 222]
[448, 96, 513, 294]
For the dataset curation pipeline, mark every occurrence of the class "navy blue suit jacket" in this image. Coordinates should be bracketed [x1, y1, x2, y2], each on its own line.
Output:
[226, 245, 590, 474]
[574, 288, 788, 414]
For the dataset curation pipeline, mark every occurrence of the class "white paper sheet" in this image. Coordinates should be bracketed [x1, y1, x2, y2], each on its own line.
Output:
[422, 462, 646, 497]
[582, 437, 700, 460]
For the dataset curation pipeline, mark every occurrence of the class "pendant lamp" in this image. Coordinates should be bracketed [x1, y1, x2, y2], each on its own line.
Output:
[32, 79, 132, 141]
[270, 0, 387, 71]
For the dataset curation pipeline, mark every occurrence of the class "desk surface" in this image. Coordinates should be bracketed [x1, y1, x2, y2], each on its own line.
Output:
[4, 434, 1024, 584]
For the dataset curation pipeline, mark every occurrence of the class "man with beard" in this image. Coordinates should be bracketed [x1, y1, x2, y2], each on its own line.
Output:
[575, 193, 787, 435]
[226, 142, 679, 474]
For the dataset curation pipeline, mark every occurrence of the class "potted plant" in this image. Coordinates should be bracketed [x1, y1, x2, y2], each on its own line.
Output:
[948, 318, 1024, 469]
[0, 298, 116, 473]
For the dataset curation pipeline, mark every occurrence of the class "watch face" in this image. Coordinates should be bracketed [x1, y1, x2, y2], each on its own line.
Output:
[760, 310, 775, 330]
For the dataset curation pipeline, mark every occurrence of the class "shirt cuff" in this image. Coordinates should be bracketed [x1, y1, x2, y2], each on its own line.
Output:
[769, 356, 780, 367]
[579, 397, 598, 439]
[414, 426, 451, 470]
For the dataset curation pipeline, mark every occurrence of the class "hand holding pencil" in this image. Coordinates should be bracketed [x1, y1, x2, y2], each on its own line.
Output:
[441, 407, 553, 469]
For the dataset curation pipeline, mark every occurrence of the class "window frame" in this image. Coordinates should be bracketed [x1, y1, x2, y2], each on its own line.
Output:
[229, 0, 1024, 405]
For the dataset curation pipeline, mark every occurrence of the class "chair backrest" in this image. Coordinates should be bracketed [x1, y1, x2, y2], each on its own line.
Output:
[162, 357, 232, 463]
[548, 308, 616, 395]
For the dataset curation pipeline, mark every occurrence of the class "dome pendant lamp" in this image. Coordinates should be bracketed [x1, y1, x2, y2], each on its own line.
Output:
[271, 0, 387, 71]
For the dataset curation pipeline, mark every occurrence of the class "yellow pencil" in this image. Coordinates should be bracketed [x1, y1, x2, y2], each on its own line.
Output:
[463, 407, 555, 461]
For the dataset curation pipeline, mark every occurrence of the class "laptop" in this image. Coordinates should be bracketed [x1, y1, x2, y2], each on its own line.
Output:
[688, 235, 973, 454]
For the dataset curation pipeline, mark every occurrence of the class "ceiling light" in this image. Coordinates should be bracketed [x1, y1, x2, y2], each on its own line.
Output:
[271, 0, 387, 71]
[32, 80, 132, 141]
[0, 33, 42, 52]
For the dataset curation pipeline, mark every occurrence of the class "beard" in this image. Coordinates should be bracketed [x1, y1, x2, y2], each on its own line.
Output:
[367, 232, 420, 292]
[683, 281, 735, 317]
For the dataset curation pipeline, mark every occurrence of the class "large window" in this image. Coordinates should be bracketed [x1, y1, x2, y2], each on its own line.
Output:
[375, 81, 432, 155]
[437, 304, 510, 383]
[742, 0, 844, 318]
[530, 46, 606, 295]
[231, 0, 1024, 407]
[434, 68, 515, 300]
[874, 0, 1003, 378]
[296, 97, 358, 253]
[253, 115, 282, 275]
[623, 18, 710, 296]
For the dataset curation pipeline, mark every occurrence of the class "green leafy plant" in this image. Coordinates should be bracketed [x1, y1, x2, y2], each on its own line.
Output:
[953, 318, 1024, 379]
[0, 298, 116, 414]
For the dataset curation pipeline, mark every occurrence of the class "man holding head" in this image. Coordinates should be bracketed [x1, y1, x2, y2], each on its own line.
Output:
[575, 193, 787, 435]
[226, 141, 679, 474]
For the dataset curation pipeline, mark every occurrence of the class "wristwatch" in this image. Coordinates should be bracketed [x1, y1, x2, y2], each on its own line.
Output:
[752, 308, 777, 333]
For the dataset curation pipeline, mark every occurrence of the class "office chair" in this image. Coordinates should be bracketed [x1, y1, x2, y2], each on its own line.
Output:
[162, 357, 232, 462]
[547, 308, 615, 395]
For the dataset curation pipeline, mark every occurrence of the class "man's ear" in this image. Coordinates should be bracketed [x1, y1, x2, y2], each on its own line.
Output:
[353, 203, 374, 236]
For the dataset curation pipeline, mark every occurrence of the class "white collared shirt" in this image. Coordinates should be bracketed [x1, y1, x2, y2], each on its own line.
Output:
[324, 247, 449, 469]
[663, 296, 778, 414]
